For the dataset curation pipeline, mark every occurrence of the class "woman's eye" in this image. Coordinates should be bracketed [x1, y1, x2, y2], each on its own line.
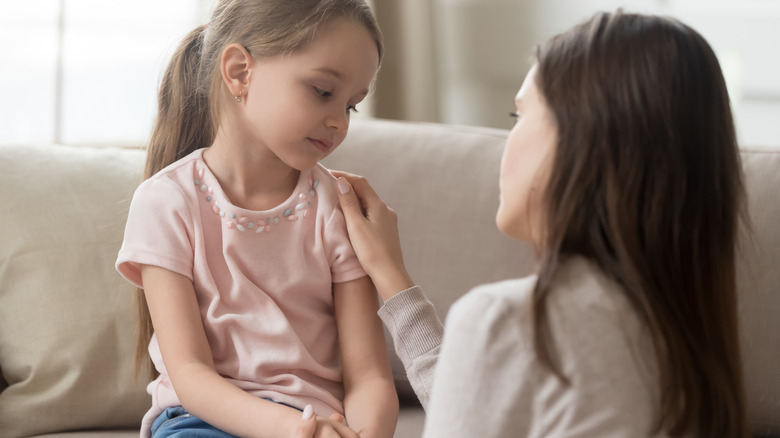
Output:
[347, 105, 359, 114]
[509, 111, 520, 118]
[314, 87, 333, 98]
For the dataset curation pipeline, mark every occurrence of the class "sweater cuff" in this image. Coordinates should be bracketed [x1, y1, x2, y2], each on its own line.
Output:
[378, 286, 444, 362]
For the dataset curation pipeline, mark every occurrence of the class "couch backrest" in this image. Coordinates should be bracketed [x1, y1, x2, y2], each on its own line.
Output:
[737, 148, 780, 436]
[0, 118, 777, 436]
[327, 118, 780, 435]
[0, 143, 149, 436]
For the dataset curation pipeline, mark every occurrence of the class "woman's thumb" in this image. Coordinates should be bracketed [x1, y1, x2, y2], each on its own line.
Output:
[293, 405, 317, 437]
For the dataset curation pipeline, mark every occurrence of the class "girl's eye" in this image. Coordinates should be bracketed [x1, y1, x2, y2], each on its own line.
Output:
[314, 87, 333, 98]
[347, 105, 359, 114]
[509, 111, 520, 118]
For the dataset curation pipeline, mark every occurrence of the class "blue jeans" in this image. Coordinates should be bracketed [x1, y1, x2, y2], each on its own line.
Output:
[151, 402, 304, 437]
[151, 407, 238, 438]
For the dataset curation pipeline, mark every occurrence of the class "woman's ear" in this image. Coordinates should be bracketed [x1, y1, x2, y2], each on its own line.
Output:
[220, 43, 254, 99]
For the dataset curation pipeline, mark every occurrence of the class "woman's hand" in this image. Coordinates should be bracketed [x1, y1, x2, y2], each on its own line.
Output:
[293, 406, 358, 438]
[332, 171, 415, 302]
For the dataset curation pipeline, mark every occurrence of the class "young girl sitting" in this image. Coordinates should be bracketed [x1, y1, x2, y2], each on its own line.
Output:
[325, 10, 748, 438]
[115, 1, 397, 437]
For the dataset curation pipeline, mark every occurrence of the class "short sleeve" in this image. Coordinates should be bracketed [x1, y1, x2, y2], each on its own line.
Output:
[115, 178, 195, 288]
[322, 206, 366, 284]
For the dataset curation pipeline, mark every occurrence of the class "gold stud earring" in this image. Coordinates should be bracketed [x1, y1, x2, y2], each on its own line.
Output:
[235, 90, 244, 103]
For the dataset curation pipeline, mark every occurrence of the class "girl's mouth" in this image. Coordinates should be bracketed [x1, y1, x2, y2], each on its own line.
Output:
[308, 138, 334, 153]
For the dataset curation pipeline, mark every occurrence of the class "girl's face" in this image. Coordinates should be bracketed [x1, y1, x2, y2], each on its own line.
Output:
[496, 65, 558, 245]
[237, 18, 379, 171]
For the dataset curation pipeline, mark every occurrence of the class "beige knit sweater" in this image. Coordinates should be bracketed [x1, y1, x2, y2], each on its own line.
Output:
[378, 257, 666, 438]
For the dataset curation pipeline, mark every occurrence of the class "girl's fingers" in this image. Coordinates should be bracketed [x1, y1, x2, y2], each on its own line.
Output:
[328, 412, 346, 424]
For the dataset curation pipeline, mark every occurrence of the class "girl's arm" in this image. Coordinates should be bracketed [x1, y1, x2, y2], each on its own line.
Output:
[334, 275, 399, 438]
[332, 172, 443, 409]
[141, 265, 358, 438]
[331, 172, 414, 301]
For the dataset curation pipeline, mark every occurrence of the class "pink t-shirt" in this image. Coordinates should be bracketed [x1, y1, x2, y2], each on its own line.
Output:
[116, 148, 366, 437]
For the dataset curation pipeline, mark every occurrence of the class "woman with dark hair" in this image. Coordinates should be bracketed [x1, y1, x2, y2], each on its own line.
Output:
[299, 9, 749, 438]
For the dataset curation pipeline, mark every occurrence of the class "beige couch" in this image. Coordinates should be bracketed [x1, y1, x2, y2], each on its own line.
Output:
[0, 118, 777, 437]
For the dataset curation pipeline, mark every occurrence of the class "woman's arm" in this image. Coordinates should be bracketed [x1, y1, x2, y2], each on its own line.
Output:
[141, 265, 358, 438]
[332, 172, 444, 409]
[377, 286, 443, 410]
[334, 275, 399, 438]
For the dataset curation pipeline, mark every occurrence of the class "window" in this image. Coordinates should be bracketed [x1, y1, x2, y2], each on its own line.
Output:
[428, 0, 780, 147]
[0, 0, 217, 146]
[667, 0, 780, 147]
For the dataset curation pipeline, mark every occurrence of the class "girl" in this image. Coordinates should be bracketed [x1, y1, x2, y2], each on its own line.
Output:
[115, 1, 397, 437]
[320, 10, 748, 438]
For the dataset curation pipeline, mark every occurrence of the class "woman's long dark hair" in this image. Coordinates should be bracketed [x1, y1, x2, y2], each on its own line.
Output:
[531, 11, 747, 437]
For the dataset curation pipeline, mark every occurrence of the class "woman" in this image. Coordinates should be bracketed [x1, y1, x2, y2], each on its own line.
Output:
[300, 10, 748, 438]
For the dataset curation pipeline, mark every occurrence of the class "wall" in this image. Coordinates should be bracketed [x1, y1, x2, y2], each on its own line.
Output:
[3, 1, 778, 147]
[0, 0, 215, 146]
[427, 0, 780, 146]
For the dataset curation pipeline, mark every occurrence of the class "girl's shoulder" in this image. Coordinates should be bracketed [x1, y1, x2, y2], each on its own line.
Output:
[309, 163, 341, 213]
[132, 149, 204, 210]
[143, 149, 203, 185]
[311, 163, 338, 191]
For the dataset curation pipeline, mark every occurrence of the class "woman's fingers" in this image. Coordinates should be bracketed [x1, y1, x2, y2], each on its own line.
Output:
[292, 405, 357, 438]
[331, 171, 383, 211]
[328, 419, 359, 438]
[335, 176, 367, 224]
[332, 171, 415, 301]
[292, 405, 317, 438]
[315, 417, 360, 438]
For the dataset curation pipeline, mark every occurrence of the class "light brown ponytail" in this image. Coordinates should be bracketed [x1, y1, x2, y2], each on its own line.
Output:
[135, 24, 215, 377]
[144, 26, 215, 180]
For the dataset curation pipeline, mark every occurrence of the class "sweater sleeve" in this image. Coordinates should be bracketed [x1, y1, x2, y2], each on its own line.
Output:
[377, 286, 444, 410]
[422, 284, 538, 438]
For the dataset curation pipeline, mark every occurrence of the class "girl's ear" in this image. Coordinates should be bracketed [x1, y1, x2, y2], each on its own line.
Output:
[220, 43, 254, 98]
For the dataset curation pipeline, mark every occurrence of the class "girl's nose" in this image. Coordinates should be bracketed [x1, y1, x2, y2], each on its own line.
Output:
[326, 108, 349, 133]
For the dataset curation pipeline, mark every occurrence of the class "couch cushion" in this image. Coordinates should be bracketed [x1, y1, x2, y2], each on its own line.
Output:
[34, 433, 139, 438]
[0, 144, 149, 437]
[738, 148, 780, 436]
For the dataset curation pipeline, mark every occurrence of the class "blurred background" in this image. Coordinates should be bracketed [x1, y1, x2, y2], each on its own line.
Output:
[1, 0, 778, 147]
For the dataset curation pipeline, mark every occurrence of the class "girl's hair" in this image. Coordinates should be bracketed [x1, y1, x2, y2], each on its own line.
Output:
[136, 0, 383, 377]
[532, 10, 747, 437]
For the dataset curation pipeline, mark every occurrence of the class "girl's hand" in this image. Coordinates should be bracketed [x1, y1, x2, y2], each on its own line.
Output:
[293, 405, 358, 438]
[332, 171, 415, 302]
